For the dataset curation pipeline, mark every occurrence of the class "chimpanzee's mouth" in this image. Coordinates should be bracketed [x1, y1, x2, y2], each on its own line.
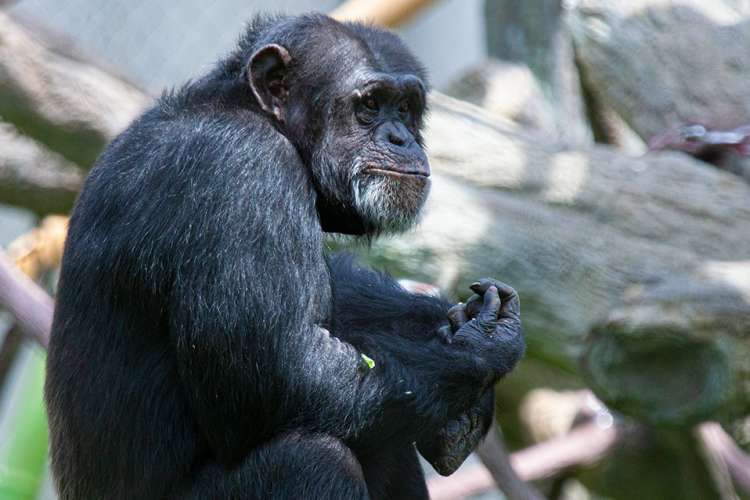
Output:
[365, 166, 430, 178]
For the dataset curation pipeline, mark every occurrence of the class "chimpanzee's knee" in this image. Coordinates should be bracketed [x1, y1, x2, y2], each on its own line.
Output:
[183, 431, 368, 500]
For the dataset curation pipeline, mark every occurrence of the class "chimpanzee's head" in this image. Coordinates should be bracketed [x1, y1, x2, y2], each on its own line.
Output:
[244, 15, 431, 236]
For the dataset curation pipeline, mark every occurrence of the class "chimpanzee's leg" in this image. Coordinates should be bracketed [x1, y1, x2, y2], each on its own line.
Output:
[181, 431, 369, 500]
[358, 444, 429, 500]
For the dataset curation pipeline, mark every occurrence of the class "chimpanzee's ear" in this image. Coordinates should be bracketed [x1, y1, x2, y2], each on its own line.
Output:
[246, 44, 291, 123]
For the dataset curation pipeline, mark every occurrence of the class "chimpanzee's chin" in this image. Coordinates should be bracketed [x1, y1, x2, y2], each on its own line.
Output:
[353, 173, 430, 235]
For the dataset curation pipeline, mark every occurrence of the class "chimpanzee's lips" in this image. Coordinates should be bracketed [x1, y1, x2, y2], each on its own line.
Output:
[365, 163, 430, 178]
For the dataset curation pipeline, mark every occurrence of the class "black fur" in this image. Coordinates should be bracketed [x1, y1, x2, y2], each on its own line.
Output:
[45, 14, 524, 499]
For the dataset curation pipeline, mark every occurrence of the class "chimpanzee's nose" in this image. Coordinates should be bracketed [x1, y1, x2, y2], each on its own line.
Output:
[388, 129, 407, 146]
[378, 122, 412, 149]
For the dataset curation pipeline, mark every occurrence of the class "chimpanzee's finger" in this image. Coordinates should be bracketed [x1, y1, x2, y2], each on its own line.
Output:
[475, 286, 500, 334]
[498, 287, 520, 319]
[447, 303, 468, 332]
[464, 294, 482, 319]
[470, 278, 515, 298]
[436, 324, 453, 344]
[470, 279, 520, 319]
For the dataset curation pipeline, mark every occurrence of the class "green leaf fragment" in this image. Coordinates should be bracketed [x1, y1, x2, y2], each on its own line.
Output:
[361, 353, 375, 369]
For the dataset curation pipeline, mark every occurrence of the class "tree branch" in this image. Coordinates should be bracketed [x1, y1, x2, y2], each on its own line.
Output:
[0, 122, 83, 215]
[0, 250, 52, 348]
[476, 426, 545, 500]
[0, 12, 148, 167]
[330, 0, 435, 27]
[698, 422, 750, 495]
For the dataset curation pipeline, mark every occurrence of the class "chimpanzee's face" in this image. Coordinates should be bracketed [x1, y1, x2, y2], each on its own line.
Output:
[245, 35, 431, 236]
[310, 70, 431, 235]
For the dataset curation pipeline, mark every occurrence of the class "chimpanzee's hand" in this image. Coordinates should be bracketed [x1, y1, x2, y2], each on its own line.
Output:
[417, 387, 494, 476]
[419, 279, 522, 475]
[440, 279, 523, 395]
[443, 279, 524, 382]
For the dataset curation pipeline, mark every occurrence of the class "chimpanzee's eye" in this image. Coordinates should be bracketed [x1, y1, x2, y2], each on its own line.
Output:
[363, 96, 378, 111]
[398, 100, 410, 118]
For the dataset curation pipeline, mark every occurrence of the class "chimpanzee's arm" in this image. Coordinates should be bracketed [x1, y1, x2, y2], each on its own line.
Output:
[327, 254, 506, 394]
[327, 254, 517, 472]
[327, 254, 522, 395]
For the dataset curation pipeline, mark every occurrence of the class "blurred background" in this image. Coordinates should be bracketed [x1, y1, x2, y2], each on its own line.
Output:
[1, 0, 749, 499]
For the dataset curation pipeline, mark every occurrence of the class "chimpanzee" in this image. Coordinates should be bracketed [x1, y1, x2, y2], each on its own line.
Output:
[44, 14, 524, 500]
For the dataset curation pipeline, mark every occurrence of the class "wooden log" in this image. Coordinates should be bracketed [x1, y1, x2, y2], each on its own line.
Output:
[330, 0, 435, 27]
[0, 13, 147, 212]
[0, 216, 64, 349]
[0, 122, 83, 215]
[476, 426, 545, 500]
[569, 0, 750, 140]
[0, 251, 52, 348]
[443, 59, 556, 135]
[0, 12, 148, 168]
[698, 422, 750, 495]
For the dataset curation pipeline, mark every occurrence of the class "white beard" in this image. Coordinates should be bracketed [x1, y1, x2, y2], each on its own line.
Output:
[352, 174, 429, 234]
